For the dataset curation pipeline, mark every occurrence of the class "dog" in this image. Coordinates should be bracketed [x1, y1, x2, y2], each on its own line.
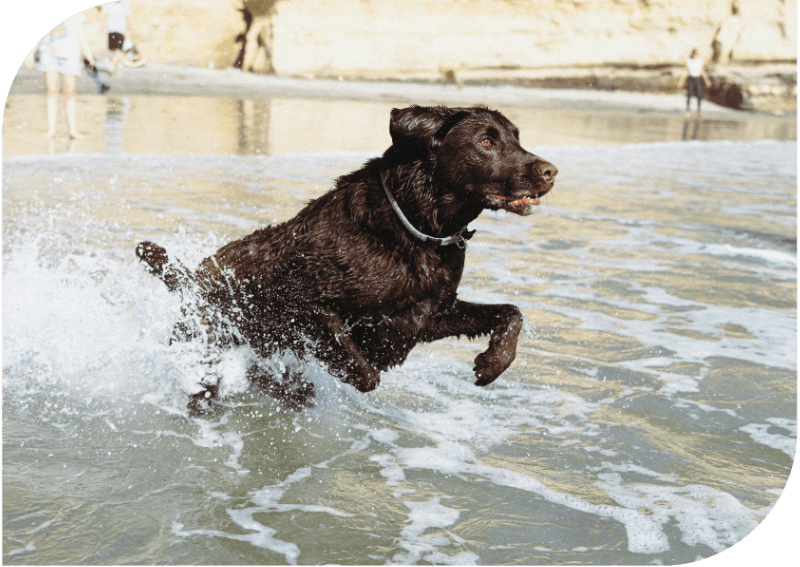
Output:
[136, 105, 557, 412]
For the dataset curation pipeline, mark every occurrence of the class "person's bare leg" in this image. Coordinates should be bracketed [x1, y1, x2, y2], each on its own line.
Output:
[43, 71, 59, 138]
[110, 49, 123, 73]
[63, 74, 84, 139]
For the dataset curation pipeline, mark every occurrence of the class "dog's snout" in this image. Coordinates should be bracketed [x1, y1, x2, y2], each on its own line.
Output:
[525, 159, 558, 183]
[537, 161, 558, 183]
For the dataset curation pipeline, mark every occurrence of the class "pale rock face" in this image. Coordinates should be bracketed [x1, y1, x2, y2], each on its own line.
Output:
[71, 1, 796, 77]
[733, 0, 797, 61]
[81, 1, 244, 68]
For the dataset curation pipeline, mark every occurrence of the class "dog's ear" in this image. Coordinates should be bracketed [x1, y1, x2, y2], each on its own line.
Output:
[389, 106, 458, 155]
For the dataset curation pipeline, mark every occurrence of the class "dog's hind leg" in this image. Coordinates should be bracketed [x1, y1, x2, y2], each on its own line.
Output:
[247, 360, 316, 412]
[137, 242, 252, 417]
[187, 381, 222, 416]
[311, 307, 381, 393]
[182, 342, 228, 416]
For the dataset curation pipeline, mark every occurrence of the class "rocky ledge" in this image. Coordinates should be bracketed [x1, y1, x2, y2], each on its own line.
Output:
[439, 63, 797, 116]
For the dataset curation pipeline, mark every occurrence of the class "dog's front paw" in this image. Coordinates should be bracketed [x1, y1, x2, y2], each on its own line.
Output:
[473, 346, 514, 387]
[342, 368, 380, 393]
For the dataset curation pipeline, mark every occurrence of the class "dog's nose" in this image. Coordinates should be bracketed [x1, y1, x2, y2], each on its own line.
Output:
[537, 162, 558, 183]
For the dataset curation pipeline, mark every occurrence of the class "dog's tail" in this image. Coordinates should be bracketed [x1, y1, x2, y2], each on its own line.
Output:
[135, 241, 194, 293]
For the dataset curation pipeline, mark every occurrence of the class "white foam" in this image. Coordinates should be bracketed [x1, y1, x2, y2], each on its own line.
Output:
[701, 243, 797, 266]
[378, 355, 600, 448]
[371, 428, 400, 445]
[1, 237, 181, 398]
[172, 520, 300, 565]
[596, 476, 760, 553]
[400, 497, 460, 540]
[677, 398, 738, 418]
[583, 446, 618, 457]
[739, 422, 797, 458]
[392, 443, 670, 554]
[191, 415, 248, 474]
[386, 495, 477, 564]
[175, 461, 355, 564]
[594, 462, 679, 484]
[4, 541, 36, 557]
[543, 286, 797, 373]
[356, 346, 774, 557]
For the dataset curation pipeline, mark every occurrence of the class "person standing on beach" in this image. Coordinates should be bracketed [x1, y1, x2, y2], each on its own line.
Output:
[27, 12, 96, 139]
[102, 1, 134, 74]
[679, 49, 711, 117]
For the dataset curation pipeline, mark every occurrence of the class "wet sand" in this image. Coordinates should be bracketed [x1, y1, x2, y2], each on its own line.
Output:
[3, 64, 797, 157]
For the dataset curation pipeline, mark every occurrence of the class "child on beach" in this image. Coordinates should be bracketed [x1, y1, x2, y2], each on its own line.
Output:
[101, 1, 134, 73]
[679, 49, 712, 117]
[27, 12, 96, 139]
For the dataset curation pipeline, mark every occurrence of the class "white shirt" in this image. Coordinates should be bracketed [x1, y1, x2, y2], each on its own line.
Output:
[103, 2, 132, 34]
[686, 56, 704, 77]
[40, 13, 84, 59]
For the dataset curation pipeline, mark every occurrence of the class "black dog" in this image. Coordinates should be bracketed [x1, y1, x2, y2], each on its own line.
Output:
[136, 105, 557, 411]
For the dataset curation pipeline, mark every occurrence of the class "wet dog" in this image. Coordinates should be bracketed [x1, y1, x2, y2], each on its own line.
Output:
[136, 105, 557, 412]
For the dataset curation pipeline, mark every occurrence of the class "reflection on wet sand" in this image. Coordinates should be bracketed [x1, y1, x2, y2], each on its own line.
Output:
[104, 97, 129, 155]
[683, 118, 701, 141]
[2, 93, 797, 157]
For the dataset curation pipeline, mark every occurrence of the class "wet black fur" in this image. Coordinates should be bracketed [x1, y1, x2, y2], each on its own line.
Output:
[136, 106, 557, 411]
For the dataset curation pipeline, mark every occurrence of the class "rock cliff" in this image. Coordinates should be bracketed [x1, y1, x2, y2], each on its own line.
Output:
[76, 1, 795, 111]
[80, 1, 795, 73]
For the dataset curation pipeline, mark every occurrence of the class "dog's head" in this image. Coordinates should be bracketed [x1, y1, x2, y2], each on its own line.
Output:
[389, 106, 557, 216]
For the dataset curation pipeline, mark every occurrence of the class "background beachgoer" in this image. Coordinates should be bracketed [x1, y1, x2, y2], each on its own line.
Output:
[102, 1, 133, 73]
[27, 12, 96, 139]
[679, 48, 712, 116]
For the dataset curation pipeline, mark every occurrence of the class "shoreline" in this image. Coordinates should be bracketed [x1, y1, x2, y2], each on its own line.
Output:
[8, 64, 795, 122]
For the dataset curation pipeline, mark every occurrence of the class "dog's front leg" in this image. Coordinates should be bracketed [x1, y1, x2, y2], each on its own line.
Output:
[314, 307, 381, 392]
[423, 299, 523, 386]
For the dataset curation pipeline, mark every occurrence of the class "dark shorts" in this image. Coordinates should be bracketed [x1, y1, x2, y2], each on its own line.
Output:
[687, 76, 704, 99]
[108, 32, 125, 51]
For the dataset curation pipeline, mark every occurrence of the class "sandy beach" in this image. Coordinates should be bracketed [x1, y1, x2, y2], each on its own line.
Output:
[5, 63, 763, 114]
[3, 64, 796, 158]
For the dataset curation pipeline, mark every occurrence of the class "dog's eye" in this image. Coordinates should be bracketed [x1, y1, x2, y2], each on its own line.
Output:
[480, 138, 492, 147]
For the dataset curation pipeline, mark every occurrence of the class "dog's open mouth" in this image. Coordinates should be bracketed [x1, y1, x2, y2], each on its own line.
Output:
[509, 196, 540, 206]
[487, 194, 542, 215]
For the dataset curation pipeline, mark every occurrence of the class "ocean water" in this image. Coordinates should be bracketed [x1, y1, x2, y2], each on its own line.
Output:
[2, 113, 797, 564]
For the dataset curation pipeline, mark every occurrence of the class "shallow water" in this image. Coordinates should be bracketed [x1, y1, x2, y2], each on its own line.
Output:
[2, 93, 797, 157]
[2, 95, 797, 565]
